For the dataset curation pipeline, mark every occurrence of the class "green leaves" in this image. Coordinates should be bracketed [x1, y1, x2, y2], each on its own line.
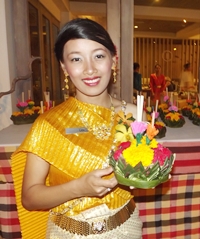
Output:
[109, 153, 176, 189]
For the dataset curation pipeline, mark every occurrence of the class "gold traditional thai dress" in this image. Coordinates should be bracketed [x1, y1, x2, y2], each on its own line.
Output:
[11, 97, 142, 239]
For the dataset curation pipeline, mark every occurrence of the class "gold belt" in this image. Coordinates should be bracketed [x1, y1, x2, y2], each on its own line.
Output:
[50, 199, 135, 236]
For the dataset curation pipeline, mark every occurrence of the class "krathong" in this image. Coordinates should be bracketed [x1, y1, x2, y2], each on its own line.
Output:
[109, 95, 175, 189]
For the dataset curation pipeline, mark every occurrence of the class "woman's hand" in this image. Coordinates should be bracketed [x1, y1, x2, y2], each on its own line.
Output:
[76, 167, 118, 197]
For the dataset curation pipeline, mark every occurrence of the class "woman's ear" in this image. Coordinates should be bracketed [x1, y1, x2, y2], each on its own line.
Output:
[112, 56, 117, 68]
[60, 61, 66, 73]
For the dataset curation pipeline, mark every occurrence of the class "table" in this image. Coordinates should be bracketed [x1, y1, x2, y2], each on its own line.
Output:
[0, 120, 200, 239]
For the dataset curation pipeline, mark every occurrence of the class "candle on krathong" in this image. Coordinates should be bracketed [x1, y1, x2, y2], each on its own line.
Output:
[22, 92, 24, 102]
[137, 94, 140, 121]
[151, 111, 155, 126]
[155, 100, 158, 113]
[166, 87, 168, 97]
[137, 94, 144, 121]
[40, 101, 44, 114]
[170, 92, 173, 104]
[148, 96, 150, 107]
[28, 90, 31, 100]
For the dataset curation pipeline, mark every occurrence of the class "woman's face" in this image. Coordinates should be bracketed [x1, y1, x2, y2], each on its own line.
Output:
[60, 39, 115, 99]
[155, 65, 161, 74]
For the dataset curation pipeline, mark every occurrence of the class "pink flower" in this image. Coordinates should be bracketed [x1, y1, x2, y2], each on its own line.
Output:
[152, 143, 172, 165]
[130, 121, 147, 136]
[16, 102, 28, 107]
[151, 111, 159, 119]
[164, 95, 169, 102]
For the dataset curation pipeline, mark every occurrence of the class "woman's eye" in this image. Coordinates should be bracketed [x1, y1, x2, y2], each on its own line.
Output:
[71, 58, 80, 62]
[96, 54, 105, 59]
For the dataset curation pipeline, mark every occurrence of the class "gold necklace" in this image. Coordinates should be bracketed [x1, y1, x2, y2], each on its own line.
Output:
[76, 95, 115, 140]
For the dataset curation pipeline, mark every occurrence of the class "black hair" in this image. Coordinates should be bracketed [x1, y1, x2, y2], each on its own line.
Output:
[54, 18, 116, 62]
[134, 62, 140, 70]
[155, 63, 161, 68]
[184, 63, 190, 70]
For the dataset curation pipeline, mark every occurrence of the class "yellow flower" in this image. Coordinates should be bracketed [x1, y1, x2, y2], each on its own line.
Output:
[116, 110, 133, 126]
[146, 114, 152, 122]
[12, 111, 23, 116]
[159, 103, 168, 110]
[123, 139, 153, 167]
[24, 109, 35, 115]
[155, 121, 165, 127]
[115, 124, 134, 143]
[166, 112, 180, 121]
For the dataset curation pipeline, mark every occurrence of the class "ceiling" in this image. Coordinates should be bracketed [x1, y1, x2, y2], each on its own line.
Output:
[69, 0, 200, 39]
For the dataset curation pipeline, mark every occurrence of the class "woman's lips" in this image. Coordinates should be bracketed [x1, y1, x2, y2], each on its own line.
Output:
[82, 77, 100, 86]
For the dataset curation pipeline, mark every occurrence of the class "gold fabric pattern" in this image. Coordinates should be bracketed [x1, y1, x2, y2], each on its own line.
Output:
[11, 97, 133, 238]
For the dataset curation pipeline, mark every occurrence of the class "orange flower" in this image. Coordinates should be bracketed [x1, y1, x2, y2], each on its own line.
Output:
[146, 124, 159, 140]
[116, 110, 133, 126]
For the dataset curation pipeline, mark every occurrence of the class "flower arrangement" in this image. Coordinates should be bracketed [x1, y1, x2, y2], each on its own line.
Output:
[163, 105, 185, 128]
[10, 99, 41, 125]
[192, 108, 200, 126]
[154, 121, 166, 139]
[109, 96, 175, 189]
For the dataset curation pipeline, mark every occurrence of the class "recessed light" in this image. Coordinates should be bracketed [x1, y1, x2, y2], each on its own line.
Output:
[183, 19, 187, 23]
[174, 48, 177, 51]
[134, 25, 138, 28]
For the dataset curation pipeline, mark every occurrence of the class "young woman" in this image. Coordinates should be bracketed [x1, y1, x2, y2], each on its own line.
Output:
[150, 64, 166, 103]
[12, 18, 142, 239]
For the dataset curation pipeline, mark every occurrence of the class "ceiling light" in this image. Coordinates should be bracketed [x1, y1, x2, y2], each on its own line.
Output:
[183, 19, 187, 23]
[173, 48, 177, 51]
[134, 25, 138, 28]
[149, 27, 152, 30]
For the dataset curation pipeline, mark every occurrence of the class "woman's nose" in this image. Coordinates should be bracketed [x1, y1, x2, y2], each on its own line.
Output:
[83, 61, 97, 75]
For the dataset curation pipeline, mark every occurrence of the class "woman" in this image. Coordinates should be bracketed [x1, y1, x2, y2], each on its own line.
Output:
[180, 63, 196, 92]
[11, 18, 142, 239]
[150, 64, 166, 102]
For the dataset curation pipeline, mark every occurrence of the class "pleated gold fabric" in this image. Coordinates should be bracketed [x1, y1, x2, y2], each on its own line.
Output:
[11, 97, 133, 238]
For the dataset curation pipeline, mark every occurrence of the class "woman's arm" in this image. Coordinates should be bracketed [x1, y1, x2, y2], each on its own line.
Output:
[22, 153, 117, 211]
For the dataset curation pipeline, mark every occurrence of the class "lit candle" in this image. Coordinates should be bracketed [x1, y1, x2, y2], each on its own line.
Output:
[22, 92, 24, 102]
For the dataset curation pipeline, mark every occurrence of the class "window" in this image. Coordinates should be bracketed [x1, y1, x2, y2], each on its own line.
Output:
[28, 0, 62, 106]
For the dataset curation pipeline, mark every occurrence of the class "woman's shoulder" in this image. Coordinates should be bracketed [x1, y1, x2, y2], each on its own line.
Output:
[113, 98, 137, 118]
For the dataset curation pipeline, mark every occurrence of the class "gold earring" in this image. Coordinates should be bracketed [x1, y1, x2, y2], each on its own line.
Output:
[112, 66, 117, 83]
[64, 72, 69, 90]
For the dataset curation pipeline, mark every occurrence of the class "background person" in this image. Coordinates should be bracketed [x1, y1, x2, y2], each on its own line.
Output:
[11, 18, 143, 239]
[133, 62, 142, 97]
[180, 63, 196, 92]
[150, 64, 166, 103]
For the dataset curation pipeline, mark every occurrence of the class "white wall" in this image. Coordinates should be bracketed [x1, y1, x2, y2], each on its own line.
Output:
[0, 0, 14, 131]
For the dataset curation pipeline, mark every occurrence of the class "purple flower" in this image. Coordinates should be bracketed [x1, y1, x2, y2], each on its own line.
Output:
[130, 121, 147, 136]
[168, 105, 178, 112]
